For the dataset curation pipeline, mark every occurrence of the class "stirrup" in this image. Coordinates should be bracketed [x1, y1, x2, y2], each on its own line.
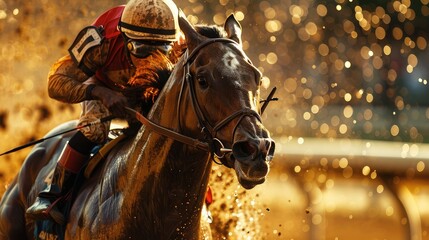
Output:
[26, 197, 65, 225]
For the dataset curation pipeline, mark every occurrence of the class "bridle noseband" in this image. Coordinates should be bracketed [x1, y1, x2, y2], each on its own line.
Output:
[127, 38, 273, 165]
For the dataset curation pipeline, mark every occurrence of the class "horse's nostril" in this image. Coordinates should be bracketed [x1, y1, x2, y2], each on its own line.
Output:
[232, 141, 257, 161]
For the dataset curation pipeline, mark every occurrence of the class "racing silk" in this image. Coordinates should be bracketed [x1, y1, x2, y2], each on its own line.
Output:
[47, 6, 135, 104]
[91, 5, 133, 91]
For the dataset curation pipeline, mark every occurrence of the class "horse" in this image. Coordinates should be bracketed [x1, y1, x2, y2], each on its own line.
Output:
[0, 13, 275, 239]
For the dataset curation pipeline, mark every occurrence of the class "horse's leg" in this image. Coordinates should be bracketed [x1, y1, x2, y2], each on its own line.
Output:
[0, 183, 29, 240]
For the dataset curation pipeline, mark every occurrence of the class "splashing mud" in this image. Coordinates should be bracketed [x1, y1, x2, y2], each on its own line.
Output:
[209, 165, 265, 239]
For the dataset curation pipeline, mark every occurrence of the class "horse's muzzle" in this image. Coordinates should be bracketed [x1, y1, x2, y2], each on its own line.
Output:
[231, 138, 275, 189]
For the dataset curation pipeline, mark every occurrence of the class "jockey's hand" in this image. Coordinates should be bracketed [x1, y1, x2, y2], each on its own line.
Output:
[91, 85, 128, 117]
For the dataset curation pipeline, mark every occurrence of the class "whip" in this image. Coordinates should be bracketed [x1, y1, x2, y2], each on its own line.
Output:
[0, 115, 115, 157]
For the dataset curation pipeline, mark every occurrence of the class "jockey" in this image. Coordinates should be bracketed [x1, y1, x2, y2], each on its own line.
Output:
[26, 0, 181, 224]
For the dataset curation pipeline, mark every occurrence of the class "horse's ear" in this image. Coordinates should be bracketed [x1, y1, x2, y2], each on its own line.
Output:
[224, 14, 242, 46]
[178, 9, 203, 50]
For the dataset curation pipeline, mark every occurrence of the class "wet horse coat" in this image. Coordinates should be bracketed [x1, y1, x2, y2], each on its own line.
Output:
[0, 14, 275, 239]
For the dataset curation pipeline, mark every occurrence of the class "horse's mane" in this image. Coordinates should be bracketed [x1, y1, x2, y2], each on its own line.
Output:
[125, 51, 175, 113]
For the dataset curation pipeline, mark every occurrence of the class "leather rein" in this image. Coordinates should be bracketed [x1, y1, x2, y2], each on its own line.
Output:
[127, 38, 276, 161]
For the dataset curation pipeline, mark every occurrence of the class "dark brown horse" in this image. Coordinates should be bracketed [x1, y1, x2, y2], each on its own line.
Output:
[0, 13, 275, 239]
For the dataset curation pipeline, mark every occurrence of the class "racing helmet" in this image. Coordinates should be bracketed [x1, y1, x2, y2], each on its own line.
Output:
[119, 0, 180, 42]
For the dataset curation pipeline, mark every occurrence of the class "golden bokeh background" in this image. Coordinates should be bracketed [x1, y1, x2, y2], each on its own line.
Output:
[1, 0, 429, 239]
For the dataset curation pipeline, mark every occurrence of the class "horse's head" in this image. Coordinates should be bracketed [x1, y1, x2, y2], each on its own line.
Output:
[178, 12, 275, 189]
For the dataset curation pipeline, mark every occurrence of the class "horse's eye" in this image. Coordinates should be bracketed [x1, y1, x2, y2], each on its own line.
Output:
[197, 77, 208, 88]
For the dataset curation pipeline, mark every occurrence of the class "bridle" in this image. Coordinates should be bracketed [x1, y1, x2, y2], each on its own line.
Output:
[181, 38, 263, 161]
[127, 38, 276, 165]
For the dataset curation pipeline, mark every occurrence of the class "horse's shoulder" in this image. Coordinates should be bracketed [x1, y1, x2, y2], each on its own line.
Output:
[68, 133, 134, 231]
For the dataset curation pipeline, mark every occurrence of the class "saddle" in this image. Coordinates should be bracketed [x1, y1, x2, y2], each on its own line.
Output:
[84, 128, 128, 178]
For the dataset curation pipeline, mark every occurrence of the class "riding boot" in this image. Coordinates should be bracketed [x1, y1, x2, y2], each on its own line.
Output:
[25, 143, 90, 225]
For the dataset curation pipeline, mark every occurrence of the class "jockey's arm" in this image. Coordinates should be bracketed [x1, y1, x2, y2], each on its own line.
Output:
[47, 55, 93, 104]
[47, 40, 128, 117]
[47, 29, 108, 104]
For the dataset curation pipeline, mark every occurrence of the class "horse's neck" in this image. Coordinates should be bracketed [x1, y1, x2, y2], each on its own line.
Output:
[111, 113, 212, 237]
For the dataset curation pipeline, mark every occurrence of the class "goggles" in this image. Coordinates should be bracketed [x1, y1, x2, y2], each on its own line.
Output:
[126, 39, 173, 58]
